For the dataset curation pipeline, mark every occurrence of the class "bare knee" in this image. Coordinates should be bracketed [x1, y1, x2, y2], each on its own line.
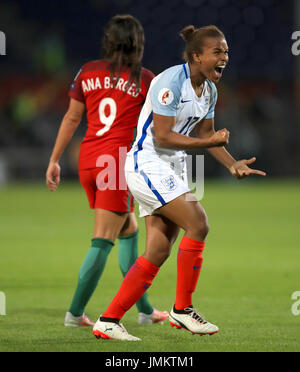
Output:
[143, 214, 179, 267]
[93, 209, 128, 241]
[143, 243, 172, 267]
[186, 218, 210, 242]
[201, 219, 210, 239]
[156, 244, 172, 265]
[119, 213, 138, 236]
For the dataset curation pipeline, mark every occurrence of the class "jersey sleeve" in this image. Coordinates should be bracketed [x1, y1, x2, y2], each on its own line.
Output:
[150, 69, 181, 117]
[68, 67, 85, 103]
[204, 82, 218, 119]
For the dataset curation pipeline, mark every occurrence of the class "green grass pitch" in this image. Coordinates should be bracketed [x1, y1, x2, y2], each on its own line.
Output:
[0, 179, 299, 352]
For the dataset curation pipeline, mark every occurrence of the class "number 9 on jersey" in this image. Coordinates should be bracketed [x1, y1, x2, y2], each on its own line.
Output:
[96, 98, 117, 136]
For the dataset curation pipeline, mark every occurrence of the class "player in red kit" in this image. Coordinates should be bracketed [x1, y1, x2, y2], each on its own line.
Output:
[70, 59, 153, 212]
[46, 15, 168, 327]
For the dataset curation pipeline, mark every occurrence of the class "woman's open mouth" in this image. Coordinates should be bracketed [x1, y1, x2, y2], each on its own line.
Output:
[214, 65, 225, 79]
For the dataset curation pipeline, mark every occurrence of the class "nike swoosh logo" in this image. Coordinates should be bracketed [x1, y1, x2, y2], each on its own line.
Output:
[181, 99, 192, 103]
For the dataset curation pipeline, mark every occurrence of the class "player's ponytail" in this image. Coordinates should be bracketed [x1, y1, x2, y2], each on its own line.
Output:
[180, 24, 225, 63]
[102, 14, 144, 91]
[179, 25, 195, 42]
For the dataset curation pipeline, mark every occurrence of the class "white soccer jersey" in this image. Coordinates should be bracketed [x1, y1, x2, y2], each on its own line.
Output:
[128, 62, 218, 172]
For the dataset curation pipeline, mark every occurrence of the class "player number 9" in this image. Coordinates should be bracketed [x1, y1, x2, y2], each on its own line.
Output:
[96, 97, 117, 136]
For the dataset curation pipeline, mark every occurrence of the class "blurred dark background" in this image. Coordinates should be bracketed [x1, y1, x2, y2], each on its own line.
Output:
[0, 0, 299, 183]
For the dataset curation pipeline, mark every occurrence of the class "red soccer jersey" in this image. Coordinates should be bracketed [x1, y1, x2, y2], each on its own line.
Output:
[68, 60, 154, 170]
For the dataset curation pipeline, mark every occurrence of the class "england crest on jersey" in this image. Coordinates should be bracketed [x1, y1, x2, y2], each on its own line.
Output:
[161, 175, 177, 191]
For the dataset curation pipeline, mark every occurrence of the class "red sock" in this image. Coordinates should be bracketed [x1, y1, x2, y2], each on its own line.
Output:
[102, 256, 159, 320]
[175, 236, 205, 310]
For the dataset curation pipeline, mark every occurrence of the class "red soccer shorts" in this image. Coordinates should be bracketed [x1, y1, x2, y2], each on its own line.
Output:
[79, 167, 134, 212]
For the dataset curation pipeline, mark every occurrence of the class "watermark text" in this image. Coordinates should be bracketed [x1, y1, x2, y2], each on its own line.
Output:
[95, 147, 205, 201]
[0, 31, 6, 55]
[291, 291, 300, 316]
[0, 291, 6, 315]
[291, 31, 300, 56]
[105, 355, 193, 369]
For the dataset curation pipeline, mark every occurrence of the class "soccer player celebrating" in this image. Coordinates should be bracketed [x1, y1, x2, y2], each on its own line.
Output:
[46, 15, 168, 327]
[93, 24, 266, 341]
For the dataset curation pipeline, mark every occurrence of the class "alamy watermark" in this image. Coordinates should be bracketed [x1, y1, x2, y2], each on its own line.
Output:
[95, 147, 205, 201]
[291, 31, 300, 56]
[291, 291, 300, 316]
[0, 31, 6, 55]
[0, 291, 6, 315]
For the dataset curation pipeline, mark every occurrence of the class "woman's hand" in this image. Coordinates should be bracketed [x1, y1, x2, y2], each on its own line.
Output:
[208, 128, 230, 147]
[46, 162, 61, 191]
[229, 157, 266, 179]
